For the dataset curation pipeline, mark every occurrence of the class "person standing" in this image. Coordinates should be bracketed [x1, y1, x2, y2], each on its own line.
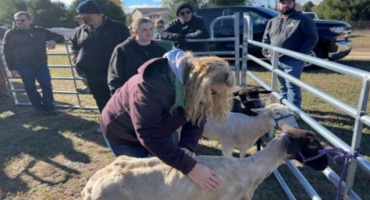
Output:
[107, 18, 166, 94]
[71, 0, 130, 112]
[153, 19, 165, 39]
[101, 49, 236, 191]
[160, 2, 209, 52]
[262, 0, 318, 109]
[2, 11, 64, 113]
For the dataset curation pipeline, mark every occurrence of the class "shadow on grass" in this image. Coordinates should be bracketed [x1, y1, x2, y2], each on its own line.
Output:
[0, 101, 105, 198]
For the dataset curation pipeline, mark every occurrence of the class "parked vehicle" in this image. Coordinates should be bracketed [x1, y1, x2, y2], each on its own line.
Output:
[194, 6, 352, 67]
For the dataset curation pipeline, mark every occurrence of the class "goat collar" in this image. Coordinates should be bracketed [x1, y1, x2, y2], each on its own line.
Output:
[273, 114, 293, 129]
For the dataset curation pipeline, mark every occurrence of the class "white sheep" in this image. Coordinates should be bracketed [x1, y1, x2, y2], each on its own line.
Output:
[203, 103, 298, 157]
[81, 125, 328, 200]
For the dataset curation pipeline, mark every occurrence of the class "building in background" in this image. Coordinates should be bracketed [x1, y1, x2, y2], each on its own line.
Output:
[131, 7, 170, 24]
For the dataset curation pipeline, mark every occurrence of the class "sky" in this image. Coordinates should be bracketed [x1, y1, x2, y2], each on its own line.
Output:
[52, 0, 162, 13]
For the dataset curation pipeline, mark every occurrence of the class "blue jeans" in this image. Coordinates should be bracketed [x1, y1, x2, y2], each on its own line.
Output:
[17, 65, 54, 110]
[103, 132, 179, 158]
[277, 58, 304, 108]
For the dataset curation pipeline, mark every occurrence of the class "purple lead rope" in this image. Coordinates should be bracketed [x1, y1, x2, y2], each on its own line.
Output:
[282, 134, 360, 200]
[301, 147, 360, 200]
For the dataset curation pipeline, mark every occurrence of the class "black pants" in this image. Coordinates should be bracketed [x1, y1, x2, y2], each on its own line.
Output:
[85, 72, 111, 113]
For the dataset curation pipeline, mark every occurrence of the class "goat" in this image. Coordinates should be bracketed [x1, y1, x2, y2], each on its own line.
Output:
[81, 125, 329, 200]
[203, 103, 298, 157]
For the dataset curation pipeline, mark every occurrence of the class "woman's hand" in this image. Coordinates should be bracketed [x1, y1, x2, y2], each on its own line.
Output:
[187, 163, 222, 191]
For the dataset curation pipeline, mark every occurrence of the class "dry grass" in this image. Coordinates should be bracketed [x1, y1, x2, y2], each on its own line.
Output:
[1, 35, 370, 200]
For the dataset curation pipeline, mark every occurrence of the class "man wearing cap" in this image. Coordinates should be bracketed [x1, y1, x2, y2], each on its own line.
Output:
[262, 0, 318, 110]
[71, 0, 130, 113]
[160, 2, 209, 52]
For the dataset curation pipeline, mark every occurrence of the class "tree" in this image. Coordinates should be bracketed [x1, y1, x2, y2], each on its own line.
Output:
[0, 0, 28, 27]
[355, 0, 370, 20]
[314, 0, 361, 21]
[302, 1, 315, 11]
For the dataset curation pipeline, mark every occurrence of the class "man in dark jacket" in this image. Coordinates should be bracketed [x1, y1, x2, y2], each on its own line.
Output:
[262, 0, 318, 109]
[3, 11, 64, 113]
[160, 2, 209, 52]
[71, 0, 130, 112]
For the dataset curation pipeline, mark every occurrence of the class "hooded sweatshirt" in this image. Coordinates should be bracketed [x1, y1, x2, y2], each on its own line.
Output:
[101, 49, 204, 175]
[107, 37, 166, 94]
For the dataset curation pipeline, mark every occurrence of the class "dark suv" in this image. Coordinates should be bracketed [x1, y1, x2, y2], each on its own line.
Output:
[194, 6, 352, 63]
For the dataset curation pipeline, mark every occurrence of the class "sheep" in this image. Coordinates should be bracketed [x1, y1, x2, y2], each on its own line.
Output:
[203, 103, 298, 157]
[231, 87, 272, 116]
[231, 87, 272, 150]
[81, 125, 329, 200]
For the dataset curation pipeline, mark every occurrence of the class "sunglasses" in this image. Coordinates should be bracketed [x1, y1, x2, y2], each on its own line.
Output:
[179, 11, 192, 16]
[15, 19, 26, 22]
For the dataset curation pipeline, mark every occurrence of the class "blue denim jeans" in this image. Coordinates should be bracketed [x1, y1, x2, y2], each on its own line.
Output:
[277, 58, 304, 108]
[17, 65, 54, 110]
[103, 132, 179, 158]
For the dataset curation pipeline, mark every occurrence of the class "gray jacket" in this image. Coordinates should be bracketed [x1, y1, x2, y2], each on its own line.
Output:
[262, 10, 318, 58]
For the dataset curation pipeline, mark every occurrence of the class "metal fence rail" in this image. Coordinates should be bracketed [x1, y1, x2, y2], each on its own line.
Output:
[244, 13, 369, 200]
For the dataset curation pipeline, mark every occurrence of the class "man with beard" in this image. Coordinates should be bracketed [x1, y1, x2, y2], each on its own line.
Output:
[71, 0, 130, 113]
[262, 0, 318, 111]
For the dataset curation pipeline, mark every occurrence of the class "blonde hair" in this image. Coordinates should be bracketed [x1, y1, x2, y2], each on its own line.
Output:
[130, 17, 153, 38]
[181, 54, 236, 126]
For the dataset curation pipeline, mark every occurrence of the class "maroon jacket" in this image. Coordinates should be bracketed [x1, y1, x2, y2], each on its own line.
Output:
[100, 58, 204, 174]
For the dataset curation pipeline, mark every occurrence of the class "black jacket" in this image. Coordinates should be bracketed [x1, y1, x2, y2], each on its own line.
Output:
[160, 15, 209, 52]
[101, 58, 204, 175]
[71, 17, 130, 74]
[107, 37, 166, 94]
[3, 25, 64, 70]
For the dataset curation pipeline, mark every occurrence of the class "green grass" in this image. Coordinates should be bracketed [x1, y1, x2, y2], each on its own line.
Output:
[1, 37, 370, 200]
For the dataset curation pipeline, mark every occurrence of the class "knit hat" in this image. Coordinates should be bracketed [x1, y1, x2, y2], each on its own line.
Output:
[175, 2, 193, 16]
[77, 0, 101, 14]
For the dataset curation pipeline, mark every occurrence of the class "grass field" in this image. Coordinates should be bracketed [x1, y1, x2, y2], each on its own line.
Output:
[1, 35, 370, 200]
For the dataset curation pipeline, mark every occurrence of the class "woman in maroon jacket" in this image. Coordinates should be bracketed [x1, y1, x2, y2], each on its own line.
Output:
[100, 49, 236, 191]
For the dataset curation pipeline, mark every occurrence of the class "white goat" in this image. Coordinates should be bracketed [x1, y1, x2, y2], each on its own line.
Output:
[203, 103, 298, 157]
[81, 125, 328, 200]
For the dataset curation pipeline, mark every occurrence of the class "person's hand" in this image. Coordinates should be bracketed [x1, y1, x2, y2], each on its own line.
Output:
[10, 70, 20, 78]
[180, 147, 195, 158]
[72, 56, 77, 64]
[187, 163, 222, 191]
[47, 40, 57, 50]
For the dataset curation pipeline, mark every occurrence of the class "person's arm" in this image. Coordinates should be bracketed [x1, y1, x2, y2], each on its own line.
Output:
[2, 30, 15, 71]
[107, 45, 126, 94]
[261, 20, 272, 59]
[185, 17, 210, 39]
[44, 28, 65, 43]
[160, 20, 184, 42]
[300, 17, 319, 54]
[70, 31, 80, 64]
[178, 120, 205, 153]
[130, 80, 197, 174]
